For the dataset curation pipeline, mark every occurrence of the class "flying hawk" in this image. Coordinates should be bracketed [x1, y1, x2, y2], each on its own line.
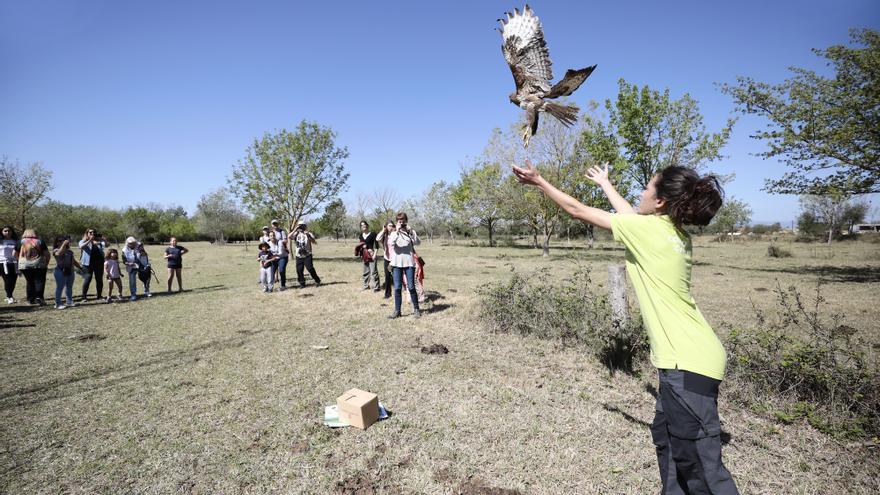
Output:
[498, 5, 596, 147]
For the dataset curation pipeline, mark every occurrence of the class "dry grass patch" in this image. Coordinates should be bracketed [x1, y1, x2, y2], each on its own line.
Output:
[1, 239, 878, 493]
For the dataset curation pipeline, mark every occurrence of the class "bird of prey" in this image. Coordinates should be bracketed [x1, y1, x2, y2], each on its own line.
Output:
[498, 5, 596, 147]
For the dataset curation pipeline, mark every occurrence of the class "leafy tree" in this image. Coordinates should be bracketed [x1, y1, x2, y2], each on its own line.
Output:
[194, 187, 245, 244]
[0, 157, 53, 232]
[840, 199, 870, 233]
[122, 207, 161, 242]
[451, 155, 508, 247]
[316, 198, 347, 240]
[721, 29, 880, 195]
[608, 79, 734, 191]
[799, 192, 853, 243]
[420, 181, 459, 243]
[571, 105, 635, 247]
[708, 197, 753, 237]
[229, 120, 350, 232]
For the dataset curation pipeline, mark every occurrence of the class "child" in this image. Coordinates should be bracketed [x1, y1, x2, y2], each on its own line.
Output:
[136, 243, 153, 297]
[164, 237, 188, 293]
[512, 161, 739, 494]
[104, 248, 123, 303]
[257, 242, 279, 293]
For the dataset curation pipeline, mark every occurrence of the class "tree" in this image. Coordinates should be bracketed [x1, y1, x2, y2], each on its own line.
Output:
[0, 157, 53, 232]
[194, 187, 246, 244]
[316, 198, 347, 241]
[720, 29, 880, 195]
[799, 192, 853, 243]
[608, 79, 734, 191]
[229, 120, 350, 232]
[451, 161, 507, 247]
[122, 207, 161, 242]
[707, 197, 753, 237]
[420, 181, 457, 243]
[571, 104, 635, 247]
[840, 200, 870, 233]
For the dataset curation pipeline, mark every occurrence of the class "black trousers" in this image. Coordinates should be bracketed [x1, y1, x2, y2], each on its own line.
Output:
[382, 259, 392, 297]
[295, 255, 321, 286]
[81, 262, 104, 298]
[21, 267, 47, 303]
[2, 262, 17, 298]
[650, 369, 739, 495]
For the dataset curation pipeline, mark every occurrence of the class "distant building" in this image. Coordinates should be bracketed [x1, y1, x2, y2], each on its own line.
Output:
[850, 223, 880, 234]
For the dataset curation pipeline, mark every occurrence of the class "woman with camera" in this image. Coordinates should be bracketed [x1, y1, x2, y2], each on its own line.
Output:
[78, 228, 106, 301]
[387, 212, 421, 319]
[52, 236, 81, 309]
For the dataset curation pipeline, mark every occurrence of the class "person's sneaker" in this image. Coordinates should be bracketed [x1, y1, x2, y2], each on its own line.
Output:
[267, 288, 274, 293]
[5, 297, 13, 304]
[373, 288, 381, 293]
[129, 295, 137, 301]
[262, 287, 269, 293]
[36, 298, 45, 306]
[413, 309, 422, 319]
[315, 281, 322, 287]
[387, 311, 401, 319]
[106, 296, 112, 304]
[54, 304, 66, 310]
[145, 292, 152, 298]
[66, 301, 76, 307]
[279, 286, 286, 292]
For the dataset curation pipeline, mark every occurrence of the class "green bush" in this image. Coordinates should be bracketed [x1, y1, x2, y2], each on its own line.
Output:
[767, 245, 792, 258]
[476, 265, 648, 374]
[726, 283, 879, 439]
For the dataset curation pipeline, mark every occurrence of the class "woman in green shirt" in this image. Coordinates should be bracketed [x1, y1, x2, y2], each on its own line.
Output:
[513, 161, 739, 495]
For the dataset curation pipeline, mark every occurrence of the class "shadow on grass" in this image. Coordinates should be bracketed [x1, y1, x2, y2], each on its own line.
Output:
[0, 327, 276, 411]
[695, 262, 880, 283]
[0, 313, 36, 330]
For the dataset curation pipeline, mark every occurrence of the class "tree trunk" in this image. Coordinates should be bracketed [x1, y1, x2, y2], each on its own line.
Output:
[608, 265, 629, 327]
[586, 225, 595, 249]
[542, 234, 551, 257]
[488, 220, 495, 247]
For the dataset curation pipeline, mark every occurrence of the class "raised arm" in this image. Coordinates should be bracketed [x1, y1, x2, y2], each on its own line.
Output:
[512, 161, 613, 230]
[586, 163, 635, 214]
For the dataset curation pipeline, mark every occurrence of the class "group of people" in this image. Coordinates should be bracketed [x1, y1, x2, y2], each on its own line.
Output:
[254, 213, 426, 319]
[357, 213, 425, 319]
[0, 226, 188, 308]
[256, 219, 321, 292]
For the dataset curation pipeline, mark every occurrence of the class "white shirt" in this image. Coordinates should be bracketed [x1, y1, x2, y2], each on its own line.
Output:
[388, 229, 419, 268]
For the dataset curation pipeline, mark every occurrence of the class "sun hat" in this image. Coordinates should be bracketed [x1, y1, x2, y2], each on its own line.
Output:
[125, 236, 137, 245]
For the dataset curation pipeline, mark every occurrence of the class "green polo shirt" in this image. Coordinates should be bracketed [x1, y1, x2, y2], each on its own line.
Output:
[611, 213, 726, 380]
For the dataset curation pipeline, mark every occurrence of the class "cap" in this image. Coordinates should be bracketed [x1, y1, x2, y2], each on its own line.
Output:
[271, 219, 279, 225]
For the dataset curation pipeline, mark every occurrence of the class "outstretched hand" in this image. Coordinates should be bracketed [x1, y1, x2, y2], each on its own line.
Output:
[511, 160, 542, 186]
[585, 162, 611, 187]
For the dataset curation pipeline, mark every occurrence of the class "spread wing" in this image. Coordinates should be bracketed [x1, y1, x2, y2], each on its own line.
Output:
[545, 65, 597, 99]
[499, 5, 553, 95]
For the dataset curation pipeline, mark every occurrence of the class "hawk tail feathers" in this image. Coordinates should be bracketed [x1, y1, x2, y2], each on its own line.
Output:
[544, 102, 579, 127]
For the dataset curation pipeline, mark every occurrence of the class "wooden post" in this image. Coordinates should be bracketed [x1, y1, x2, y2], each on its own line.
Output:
[608, 264, 629, 327]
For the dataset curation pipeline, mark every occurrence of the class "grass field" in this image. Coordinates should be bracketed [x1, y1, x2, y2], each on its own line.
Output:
[2, 237, 878, 494]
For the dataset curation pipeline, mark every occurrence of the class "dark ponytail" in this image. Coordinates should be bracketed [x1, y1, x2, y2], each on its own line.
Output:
[655, 166, 723, 227]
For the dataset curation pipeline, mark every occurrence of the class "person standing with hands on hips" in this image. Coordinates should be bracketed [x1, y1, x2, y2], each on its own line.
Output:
[164, 237, 188, 293]
[512, 160, 739, 494]
[387, 212, 421, 319]
[290, 223, 321, 288]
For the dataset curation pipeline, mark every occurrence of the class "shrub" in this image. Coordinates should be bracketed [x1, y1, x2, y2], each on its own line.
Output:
[767, 245, 792, 258]
[476, 265, 648, 374]
[726, 283, 879, 439]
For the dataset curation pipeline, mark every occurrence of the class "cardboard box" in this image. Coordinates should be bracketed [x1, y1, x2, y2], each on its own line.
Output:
[336, 388, 379, 430]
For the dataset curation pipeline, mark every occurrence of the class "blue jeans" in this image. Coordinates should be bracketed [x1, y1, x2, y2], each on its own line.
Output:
[54, 268, 75, 305]
[277, 256, 288, 287]
[127, 267, 138, 297]
[391, 266, 419, 314]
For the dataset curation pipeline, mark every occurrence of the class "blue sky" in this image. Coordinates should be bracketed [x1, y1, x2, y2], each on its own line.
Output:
[2, 0, 878, 224]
